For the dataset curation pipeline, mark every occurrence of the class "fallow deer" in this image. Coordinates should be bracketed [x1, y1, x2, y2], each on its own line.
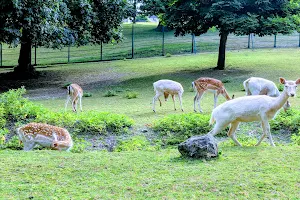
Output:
[65, 83, 83, 112]
[192, 77, 232, 113]
[209, 77, 300, 147]
[17, 123, 73, 151]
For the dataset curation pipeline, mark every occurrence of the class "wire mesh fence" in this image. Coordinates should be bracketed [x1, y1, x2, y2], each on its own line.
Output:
[1, 22, 299, 67]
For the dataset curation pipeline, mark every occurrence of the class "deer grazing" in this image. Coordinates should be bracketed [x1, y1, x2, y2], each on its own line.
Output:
[17, 123, 73, 151]
[65, 83, 83, 112]
[243, 77, 290, 111]
[153, 79, 184, 112]
[209, 77, 300, 146]
[192, 77, 232, 113]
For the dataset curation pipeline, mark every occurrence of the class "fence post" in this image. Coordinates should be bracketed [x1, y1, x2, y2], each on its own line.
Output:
[299, 32, 300, 47]
[100, 41, 103, 61]
[0, 43, 2, 67]
[68, 45, 70, 63]
[192, 34, 196, 53]
[248, 34, 250, 48]
[34, 44, 37, 66]
[162, 26, 165, 56]
[274, 34, 277, 48]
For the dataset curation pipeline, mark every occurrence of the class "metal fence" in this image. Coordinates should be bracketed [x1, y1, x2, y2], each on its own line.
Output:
[1, 23, 300, 67]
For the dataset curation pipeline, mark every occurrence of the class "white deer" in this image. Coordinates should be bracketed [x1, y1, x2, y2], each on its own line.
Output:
[153, 79, 184, 112]
[209, 77, 300, 146]
[65, 83, 83, 112]
[192, 77, 232, 113]
[243, 77, 290, 111]
[17, 123, 73, 151]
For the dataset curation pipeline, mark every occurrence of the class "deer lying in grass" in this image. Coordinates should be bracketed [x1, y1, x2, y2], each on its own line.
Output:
[65, 83, 83, 112]
[192, 77, 232, 113]
[17, 123, 73, 151]
[243, 77, 290, 111]
[209, 77, 300, 146]
[153, 79, 184, 112]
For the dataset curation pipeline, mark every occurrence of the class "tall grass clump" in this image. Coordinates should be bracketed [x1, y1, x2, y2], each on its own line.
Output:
[270, 109, 300, 134]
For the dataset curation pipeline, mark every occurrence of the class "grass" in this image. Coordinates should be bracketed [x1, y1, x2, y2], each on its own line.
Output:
[1, 22, 299, 66]
[1, 146, 300, 199]
[25, 48, 300, 127]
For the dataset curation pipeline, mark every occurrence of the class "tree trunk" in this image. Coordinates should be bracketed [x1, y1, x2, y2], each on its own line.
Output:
[14, 34, 36, 77]
[216, 31, 229, 70]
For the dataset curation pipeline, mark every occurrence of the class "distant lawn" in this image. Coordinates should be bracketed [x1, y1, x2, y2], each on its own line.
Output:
[1, 146, 300, 199]
[1, 22, 299, 66]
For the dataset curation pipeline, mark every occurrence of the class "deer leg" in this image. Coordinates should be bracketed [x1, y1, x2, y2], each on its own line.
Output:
[214, 92, 219, 108]
[79, 96, 83, 112]
[178, 93, 183, 112]
[209, 121, 230, 136]
[172, 94, 176, 111]
[72, 98, 78, 112]
[196, 91, 205, 113]
[65, 96, 71, 111]
[257, 119, 275, 146]
[23, 141, 36, 151]
[227, 121, 242, 146]
[153, 92, 162, 112]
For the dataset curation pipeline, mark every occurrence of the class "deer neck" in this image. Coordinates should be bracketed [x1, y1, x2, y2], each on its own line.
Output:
[272, 90, 289, 110]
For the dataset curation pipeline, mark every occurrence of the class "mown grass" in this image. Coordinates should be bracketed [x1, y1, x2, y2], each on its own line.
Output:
[30, 48, 300, 127]
[1, 22, 299, 66]
[1, 146, 299, 199]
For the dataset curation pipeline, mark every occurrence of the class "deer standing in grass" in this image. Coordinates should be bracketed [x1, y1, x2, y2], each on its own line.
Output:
[17, 123, 73, 151]
[65, 83, 83, 112]
[192, 77, 232, 113]
[153, 79, 184, 112]
[243, 77, 290, 111]
[209, 77, 300, 147]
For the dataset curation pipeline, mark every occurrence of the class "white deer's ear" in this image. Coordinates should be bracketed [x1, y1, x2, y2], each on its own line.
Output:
[279, 77, 286, 84]
[295, 79, 300, 85]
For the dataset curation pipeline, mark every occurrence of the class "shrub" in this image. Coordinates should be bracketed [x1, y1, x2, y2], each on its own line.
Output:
[83, 92, 92, 97]
[124, 91, 138, 99]
[270, 109, 300, 134]
[153, 113, 222, 145]
[0, 104, 6, 129]
[291, 132, 300, 145]
[165, 53, 172, 57]
[71, 137, 91, 153]
[115, 135, 159, 152]
[104, 90, 117, 97]
[277, 84, 284, 92]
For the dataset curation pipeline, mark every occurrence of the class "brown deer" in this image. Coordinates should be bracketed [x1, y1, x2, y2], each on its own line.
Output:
[65, 83, 83, 112]
[17, 123, 73, 151]
[192, 77, 232, 113]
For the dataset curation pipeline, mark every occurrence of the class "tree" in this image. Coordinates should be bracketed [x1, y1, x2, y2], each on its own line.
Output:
[166, 0, 300, 70]
[0, 0, 128, 77]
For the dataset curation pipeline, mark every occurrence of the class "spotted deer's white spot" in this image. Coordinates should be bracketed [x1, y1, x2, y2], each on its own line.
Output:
[17, 123, 73, 151]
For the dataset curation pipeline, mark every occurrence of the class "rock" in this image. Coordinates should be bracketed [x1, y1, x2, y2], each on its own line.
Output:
[178, 134, 218, 159]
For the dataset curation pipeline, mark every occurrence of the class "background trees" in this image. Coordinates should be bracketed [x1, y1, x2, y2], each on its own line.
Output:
[0, 0, 129, 77]
[166, 0, 300, 70]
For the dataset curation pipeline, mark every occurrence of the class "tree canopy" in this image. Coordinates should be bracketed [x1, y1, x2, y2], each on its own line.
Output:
[165, 0, 300, 69]
[0, 0, 129, 76]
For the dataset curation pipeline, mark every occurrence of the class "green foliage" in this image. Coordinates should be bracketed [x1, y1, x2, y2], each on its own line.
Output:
[124, 91, 138, 99]
[153, 113, 216, 145]
[0, 104, 6, 129]
[165, 53, 172, 57]
[62, 82, 72, 88]
[71, 137, 91, 153]
[3, 135, 22, 150]
[104, 90, 117, 97]
[83, 92, 92, 98]
[277, 84, 284, 92]
[116, 135, 159, 152]
[291, 132, 300, 145]
[0, 129, 9, 148]
[270, 109, 300, 134]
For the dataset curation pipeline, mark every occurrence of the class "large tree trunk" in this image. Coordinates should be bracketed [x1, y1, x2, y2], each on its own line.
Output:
[216, 31, 229, 70]
[14, 34, 36, 77]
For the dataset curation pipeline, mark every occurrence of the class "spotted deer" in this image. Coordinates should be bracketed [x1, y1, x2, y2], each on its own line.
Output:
[65, 83, 83, 112]
[17, 123, 73, 151]
[192, 77, 233, 112]
[209, 77, 300, 147]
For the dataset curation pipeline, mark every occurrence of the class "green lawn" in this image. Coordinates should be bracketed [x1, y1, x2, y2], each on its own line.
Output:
[1, 146, 300, 199]
[28, 48, 300, 127]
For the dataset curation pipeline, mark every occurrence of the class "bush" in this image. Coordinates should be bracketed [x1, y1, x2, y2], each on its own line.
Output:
[153, 113, 221, 145]
[71, 137, 91, 153]
[291, 132, 300, 145]
[83, 92, 92, 97]
[104, 90, 117, 97]
[270, 109, 300, 134]
[165, 53, 172, 57]
[124, 91, 138, 99]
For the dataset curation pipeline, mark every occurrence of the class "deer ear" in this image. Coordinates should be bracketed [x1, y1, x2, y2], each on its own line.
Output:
[279, 77, 286, 84]
[295, 79, 300, 85]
